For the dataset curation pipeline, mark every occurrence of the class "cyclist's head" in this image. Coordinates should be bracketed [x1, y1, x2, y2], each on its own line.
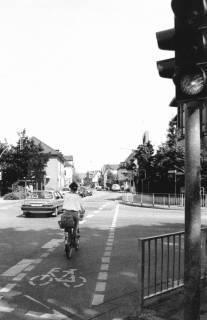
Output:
[69, 182, 78, 192]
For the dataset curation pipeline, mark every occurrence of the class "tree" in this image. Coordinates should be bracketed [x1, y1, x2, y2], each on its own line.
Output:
[106, 170, 117, 188]
[134, 141, 154, 192]
[0, 134, 49, 193]
[153, 119, 184, 193]
[73, 172, 81, 184]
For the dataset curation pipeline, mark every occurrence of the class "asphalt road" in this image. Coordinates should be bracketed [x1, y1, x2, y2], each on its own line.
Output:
[0, 192, 207, 320]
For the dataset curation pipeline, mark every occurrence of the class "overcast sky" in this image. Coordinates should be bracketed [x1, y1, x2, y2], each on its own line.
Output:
[0, 0, 175, 172]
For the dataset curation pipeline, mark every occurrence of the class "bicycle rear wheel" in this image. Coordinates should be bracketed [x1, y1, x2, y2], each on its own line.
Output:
[65, 230, 73, 259]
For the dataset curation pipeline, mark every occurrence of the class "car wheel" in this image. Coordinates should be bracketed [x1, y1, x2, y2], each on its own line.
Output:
[54, 207, 58, 216]
[24, 212, 30, 217]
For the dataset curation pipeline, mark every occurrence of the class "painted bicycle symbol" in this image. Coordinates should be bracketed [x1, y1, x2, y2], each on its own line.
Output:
[29, 267, 87, 288]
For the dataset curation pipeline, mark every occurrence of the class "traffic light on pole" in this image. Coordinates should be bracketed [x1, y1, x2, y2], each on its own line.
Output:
[156, 0, 207, 104]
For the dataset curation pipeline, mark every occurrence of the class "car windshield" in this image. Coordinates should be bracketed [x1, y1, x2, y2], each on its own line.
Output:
[27, 191, 53, 199]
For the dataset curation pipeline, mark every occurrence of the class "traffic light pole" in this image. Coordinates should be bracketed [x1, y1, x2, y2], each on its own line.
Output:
[184, 102, 201, 320]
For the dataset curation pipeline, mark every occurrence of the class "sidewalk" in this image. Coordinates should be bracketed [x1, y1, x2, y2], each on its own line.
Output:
[121, 199, 207, 320]
[136, 286, 207, 320]
[121, 286, 207, 320]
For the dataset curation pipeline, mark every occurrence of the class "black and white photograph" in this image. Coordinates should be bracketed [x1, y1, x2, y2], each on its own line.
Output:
[0, 1, 206, 319]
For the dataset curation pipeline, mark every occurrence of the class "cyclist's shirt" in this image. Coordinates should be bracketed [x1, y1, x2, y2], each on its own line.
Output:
[63, 192, 84, 212]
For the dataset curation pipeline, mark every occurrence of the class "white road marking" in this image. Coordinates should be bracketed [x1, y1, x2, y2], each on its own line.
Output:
[91, 294, 104, 306]
[95, 282, 106, 292]
[92, 203, 119, 306]
[100, 264, 109, 271]
[0, 306, 14, 312]
[2, 259, 35, 276]
[105, 246, 113, 251]
[40, 253, 50, 258]
[25, 309, 68, 319]
[13, 273, 26, 281]
[101, 257, 110, 263]
[24, 265, 35, 272]
[97, 272, 108, 281]
[25, 295, 50, 309]
[33, 258, 42, 264]
[41, 239, 62, 249]
[103, 251, 111, 257]
[0, 283, 16, 293]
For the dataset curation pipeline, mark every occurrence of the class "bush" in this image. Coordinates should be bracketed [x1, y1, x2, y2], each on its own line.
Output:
[3, 191, 26, 200]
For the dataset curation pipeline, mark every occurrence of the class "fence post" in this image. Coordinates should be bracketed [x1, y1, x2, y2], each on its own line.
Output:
[138, 239, 145, 315]
[152, 194, 155, 207]
[168, 194, 170, 208]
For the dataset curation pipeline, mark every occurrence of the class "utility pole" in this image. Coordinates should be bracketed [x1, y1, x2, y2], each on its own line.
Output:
[184, 102, 201, 319]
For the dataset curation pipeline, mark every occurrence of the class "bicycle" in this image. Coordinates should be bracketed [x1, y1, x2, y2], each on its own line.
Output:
[64, 225, 80, 259]
[58, 212, 80, 259]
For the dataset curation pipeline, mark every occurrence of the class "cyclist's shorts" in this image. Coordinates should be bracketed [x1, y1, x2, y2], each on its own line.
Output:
[64, 210, 79, 220]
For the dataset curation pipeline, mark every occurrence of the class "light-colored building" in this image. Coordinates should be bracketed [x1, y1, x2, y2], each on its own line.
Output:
[102, 164, 119, 188]
[91, 170, 101, 187]
[64, 155, 74, 187]
[32, 137, 66, 191]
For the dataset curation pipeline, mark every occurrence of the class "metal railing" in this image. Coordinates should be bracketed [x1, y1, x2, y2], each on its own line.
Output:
[138, 227, 207, 310]
[123, 192, 207, 207]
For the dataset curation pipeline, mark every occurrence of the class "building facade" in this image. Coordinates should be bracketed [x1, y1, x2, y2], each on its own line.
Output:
[64, 155, 74, 187]
[32, 137, 72, 191]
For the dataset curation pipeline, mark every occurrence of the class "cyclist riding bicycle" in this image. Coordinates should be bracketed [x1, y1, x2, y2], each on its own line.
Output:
[62, 182, 85, 236]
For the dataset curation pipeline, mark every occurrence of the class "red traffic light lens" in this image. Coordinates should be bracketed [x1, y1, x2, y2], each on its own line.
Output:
[180, 68, 206, 95]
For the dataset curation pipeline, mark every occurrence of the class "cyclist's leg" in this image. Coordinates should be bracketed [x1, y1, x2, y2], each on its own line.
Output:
[72, 212, 79, 236]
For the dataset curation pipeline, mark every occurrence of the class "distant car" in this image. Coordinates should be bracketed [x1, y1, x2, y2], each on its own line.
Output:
[21, 190, 64, 217]
[60, 187, 70, 197]
[85, 188, 93, 196]
[111, 184, 121, 191]
[96, 185, 102, 191]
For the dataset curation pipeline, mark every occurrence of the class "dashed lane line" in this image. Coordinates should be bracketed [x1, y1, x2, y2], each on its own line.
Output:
[91, 203, 119, 306]
[2, 259, 38, 277]
[0, 283, 16, 293]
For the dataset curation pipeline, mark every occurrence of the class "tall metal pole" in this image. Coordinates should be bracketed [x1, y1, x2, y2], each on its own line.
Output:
[184, 102, 201, 320]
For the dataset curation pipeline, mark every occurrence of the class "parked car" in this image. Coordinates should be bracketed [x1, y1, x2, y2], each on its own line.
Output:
[96, 185, 102, 191]
[85, 187, 93, 196]
[111, 184, 121, 191]
[60, 187, 70, 197]
[21, 190, 64, 217]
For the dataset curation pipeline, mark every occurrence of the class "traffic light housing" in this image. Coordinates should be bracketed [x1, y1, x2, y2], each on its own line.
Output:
[156, 0, 207, 104]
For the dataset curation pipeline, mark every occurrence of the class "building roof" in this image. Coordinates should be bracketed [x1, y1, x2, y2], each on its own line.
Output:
[31, 136, 65, 162]
[64, 155, 73, 161]
[102, 164, 119, 174]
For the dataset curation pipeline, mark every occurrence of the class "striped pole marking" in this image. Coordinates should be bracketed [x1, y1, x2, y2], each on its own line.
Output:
[91, 203, 119, 306]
